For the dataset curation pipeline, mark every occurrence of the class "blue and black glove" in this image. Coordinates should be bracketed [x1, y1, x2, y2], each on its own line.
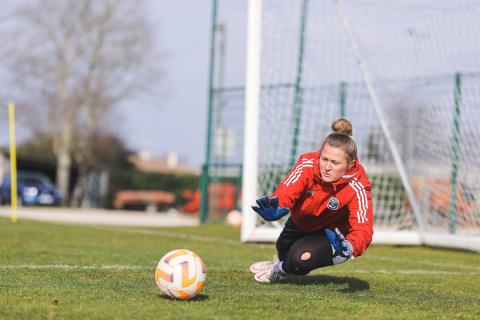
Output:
[251, 196, 289, 221]
[325, 228, 354, 258]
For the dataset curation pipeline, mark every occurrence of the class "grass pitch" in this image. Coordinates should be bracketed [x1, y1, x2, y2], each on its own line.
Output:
[1, 217, 479, 319]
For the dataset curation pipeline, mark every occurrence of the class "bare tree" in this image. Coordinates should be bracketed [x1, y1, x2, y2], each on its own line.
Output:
[0, 0, 163, 205]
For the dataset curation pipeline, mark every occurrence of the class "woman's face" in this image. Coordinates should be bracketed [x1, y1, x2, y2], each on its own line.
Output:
[319, 144, 354, 183]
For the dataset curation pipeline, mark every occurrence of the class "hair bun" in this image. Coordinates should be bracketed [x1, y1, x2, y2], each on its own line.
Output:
[331, 118, 352, 136]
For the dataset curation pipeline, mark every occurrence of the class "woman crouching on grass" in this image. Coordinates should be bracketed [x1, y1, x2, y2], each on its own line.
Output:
[250, 118, 373, 283]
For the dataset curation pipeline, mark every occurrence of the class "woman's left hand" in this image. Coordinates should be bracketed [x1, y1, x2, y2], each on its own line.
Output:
[325, 228, 354, 258]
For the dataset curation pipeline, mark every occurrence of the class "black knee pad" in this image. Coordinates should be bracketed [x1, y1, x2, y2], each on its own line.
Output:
[283, 235, 333, 275]
[285, 250, 311, 275]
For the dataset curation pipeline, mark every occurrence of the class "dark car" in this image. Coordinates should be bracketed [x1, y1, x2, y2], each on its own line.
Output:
[0, 171, 62, 206]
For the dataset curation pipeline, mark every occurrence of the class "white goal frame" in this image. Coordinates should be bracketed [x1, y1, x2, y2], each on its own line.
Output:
[240, 0, 480, 253]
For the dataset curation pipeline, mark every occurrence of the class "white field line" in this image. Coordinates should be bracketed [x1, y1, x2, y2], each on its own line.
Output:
[0, 264, 479, 276]
[93, 226, 272, 249]
[324, 269, 480, 276]
[0, 264, 152, 270]
[365, 255, 480, 271]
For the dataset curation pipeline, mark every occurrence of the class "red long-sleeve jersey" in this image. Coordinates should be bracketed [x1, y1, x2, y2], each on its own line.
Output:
[272, 151, 374, 257]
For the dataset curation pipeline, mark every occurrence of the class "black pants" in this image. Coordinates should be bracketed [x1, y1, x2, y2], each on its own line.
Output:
[276, 218, 334, 275]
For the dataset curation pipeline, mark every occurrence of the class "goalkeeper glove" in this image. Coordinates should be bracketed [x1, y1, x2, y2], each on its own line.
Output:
[325, 228, 354, 258]
[251, 196, 289, 221]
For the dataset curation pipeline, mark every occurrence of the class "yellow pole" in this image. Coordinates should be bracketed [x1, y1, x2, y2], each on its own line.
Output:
[8, 102, 18, 223]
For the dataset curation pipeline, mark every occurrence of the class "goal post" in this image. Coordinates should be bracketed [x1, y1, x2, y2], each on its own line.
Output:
[240, 0, 262, 242]
[240, 0, 480, 252]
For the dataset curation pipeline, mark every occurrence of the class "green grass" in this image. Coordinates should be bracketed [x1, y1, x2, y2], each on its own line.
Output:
[1, 218, 479, 319]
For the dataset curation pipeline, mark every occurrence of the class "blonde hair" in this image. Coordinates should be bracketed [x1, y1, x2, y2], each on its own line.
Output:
[321, 118, 357, 162]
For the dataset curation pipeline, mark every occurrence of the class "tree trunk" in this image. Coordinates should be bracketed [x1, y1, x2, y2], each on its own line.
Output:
[56, 123, 73, 205]
[70, 102, 96, 207]
[70, 166, 86, 207]
[56, 150, 71, 205]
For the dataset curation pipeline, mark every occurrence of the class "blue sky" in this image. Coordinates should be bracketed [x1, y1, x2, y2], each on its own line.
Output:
[2, 0, 477, 169]
[117, 0, 212, 167]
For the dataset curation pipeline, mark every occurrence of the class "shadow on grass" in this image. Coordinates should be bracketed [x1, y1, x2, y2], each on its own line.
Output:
[158, 294, 209, 301]
[283, 274, 369, 293]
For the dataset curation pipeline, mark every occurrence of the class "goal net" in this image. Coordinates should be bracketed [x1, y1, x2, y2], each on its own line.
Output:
[241, 0, 480, 252]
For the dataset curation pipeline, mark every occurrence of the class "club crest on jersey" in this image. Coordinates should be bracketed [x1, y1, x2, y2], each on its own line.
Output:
[327, 197, 340, 210]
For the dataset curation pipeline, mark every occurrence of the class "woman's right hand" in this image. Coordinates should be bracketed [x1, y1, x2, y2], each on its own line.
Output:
[251, 196, 290, 221]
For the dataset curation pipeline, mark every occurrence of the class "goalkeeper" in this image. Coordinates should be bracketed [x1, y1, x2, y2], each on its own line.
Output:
[250, 118, 373, 283]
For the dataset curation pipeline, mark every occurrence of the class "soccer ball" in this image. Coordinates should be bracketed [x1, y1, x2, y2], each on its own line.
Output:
[226, 210, 242, 227]
[155, 249, 206, 300]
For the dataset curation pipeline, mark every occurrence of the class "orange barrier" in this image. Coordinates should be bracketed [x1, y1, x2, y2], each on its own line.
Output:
[180, 183, 239, 216]
[114, 190, 176, 209]
[411, 178, 479, 227]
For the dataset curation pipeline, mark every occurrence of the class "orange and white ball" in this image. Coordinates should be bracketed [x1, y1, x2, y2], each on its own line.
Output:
[155, 249, 206, 300]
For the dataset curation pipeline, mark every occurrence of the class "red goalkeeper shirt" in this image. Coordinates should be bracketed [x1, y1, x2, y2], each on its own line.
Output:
[272, 151, 374, 257]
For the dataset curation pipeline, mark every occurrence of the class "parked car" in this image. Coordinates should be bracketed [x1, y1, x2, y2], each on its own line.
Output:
[0, 171, 62, 206]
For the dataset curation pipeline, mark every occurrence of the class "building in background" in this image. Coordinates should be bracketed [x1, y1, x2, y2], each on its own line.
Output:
[129, 150, 200, 175]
